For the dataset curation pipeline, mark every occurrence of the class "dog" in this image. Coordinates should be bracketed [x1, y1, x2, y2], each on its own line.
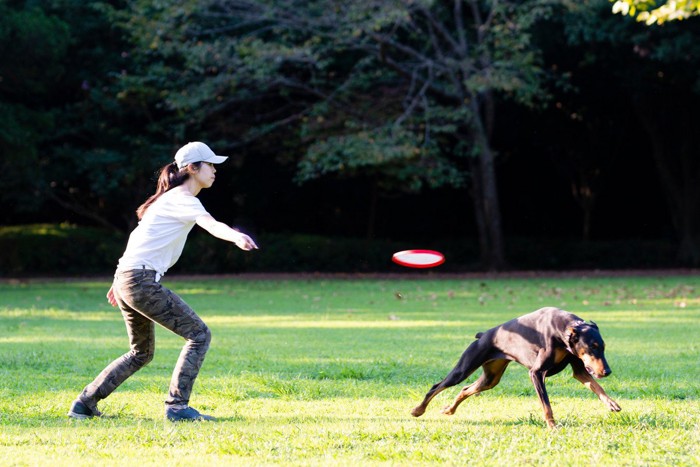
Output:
[410, 307, 621, 427]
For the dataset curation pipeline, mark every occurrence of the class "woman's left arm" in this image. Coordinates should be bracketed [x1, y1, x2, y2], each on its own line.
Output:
[107, 286, 118, 307]
[196, 214, 259, 250]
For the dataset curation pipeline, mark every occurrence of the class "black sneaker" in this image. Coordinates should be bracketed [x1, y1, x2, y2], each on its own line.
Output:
[67, 399, 102, 419]
[165, 406, 216, 422]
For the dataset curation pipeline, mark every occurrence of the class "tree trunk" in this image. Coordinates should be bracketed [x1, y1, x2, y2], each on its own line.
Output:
[633, 96, 700, 266]
[469, 156, 490, 266]
[673, 142, 700, 265]
[571, 178, 596, 242]
[367, 179, 378, 240]
[467, 98, 507, 271]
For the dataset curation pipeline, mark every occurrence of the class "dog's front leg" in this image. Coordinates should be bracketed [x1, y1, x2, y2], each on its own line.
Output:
[572, 366, 622, 412]
[529, 369, 556, 428]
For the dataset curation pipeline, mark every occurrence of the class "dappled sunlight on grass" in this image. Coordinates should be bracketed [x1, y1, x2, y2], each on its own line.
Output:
[176, 287, 228, 295]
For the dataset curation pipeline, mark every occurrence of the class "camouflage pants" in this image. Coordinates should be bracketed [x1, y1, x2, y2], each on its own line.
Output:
[80, 268, 211, 408]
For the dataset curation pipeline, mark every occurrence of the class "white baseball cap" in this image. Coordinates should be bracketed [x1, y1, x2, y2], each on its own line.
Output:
[174, 142, 228, 169]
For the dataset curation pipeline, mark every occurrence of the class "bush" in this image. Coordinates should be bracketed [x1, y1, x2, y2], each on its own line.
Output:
[0, 225, 422, 276]
[174, 231, 421, 274]
[0, 224, 124, 277]
[0, 224, 681, 277]
[505, 236, 678, 270]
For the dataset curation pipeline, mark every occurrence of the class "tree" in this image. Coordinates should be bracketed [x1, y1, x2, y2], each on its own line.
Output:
[0, 1, 174, 231]
[41, 1, 180, 231]
[293, 1, 555, 270]
[114, 0, 559, 270]
[612, 0, 700, 24]
[568, 1, 700, 264]
[0, 3, 70, 217]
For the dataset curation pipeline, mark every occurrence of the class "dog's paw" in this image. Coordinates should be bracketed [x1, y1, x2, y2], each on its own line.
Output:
[608, 400, 622, 412]
[441, 406, 456, 416]
[410, 407, 425, 417]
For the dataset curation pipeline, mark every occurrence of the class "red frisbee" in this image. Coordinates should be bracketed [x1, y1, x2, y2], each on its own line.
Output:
[392, 249, 445, 269]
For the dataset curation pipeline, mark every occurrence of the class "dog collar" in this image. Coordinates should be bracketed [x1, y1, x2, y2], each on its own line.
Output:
[564, 320, 585, 354]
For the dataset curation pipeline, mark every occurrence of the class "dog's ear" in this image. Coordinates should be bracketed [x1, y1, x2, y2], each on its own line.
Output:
[565, 325, 579, 344]
[589, 321, 598, 329]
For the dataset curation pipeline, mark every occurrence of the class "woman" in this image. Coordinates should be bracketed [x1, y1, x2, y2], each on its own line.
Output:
[68, 141, 258, 422]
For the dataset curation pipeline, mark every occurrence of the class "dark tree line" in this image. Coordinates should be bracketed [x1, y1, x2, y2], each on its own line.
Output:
[2, 0, 700, 270]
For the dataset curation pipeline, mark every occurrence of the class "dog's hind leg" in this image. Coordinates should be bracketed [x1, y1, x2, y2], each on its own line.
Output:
[411, 338, 491, 417]
[442, 359, 510, 415]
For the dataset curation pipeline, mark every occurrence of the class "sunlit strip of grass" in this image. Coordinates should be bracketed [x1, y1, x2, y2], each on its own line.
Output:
[206, 315, 469, 329]
[0, 308, 118, 320]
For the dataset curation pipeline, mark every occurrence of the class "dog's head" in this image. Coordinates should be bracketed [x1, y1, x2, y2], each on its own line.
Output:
[566, 321, 612, 379]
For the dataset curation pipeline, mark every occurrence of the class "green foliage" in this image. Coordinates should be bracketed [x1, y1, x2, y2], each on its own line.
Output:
[559, 0, 700, 264]
[297, 125, 463, 191]
[0, 1, 178, 229]
[0, 4, 70, 99]
[0, 224, 123, 276]
[0, 3, 70, 212]
[0, 276, 698, 464]
[612, 0, 700, 24]
[3, 0, 700, 268]
[291, 0, 555, 184]
[109, 0, 557, 189]
[0, 224, 680, 276]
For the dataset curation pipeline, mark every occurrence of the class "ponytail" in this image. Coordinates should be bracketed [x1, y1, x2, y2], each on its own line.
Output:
[136, 162, 199, 219]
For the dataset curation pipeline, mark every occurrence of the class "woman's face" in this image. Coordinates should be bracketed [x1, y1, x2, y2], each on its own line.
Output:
[191, 162, 217, 189]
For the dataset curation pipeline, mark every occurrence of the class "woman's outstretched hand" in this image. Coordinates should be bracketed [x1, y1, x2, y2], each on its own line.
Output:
[195, 215, 259, 251]
[235, 233, 258, 251]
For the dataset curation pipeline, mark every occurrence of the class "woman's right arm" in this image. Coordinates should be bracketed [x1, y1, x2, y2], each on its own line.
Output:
[196, 214, 259, 250]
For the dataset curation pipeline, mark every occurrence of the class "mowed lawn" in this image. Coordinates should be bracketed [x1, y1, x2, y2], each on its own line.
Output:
[0, 274, 698, 466]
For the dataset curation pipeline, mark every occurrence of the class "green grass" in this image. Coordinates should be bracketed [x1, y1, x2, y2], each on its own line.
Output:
[0, 274, 698, 466]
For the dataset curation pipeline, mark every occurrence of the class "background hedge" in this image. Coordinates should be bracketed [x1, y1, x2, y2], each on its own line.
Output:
[0, 224, 679, 277]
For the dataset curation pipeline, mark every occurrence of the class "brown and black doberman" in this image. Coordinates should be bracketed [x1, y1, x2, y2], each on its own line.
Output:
[411, 307, 621, 427]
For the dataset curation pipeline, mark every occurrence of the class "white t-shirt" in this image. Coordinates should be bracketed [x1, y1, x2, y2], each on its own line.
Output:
[117, 186, 209, 277]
